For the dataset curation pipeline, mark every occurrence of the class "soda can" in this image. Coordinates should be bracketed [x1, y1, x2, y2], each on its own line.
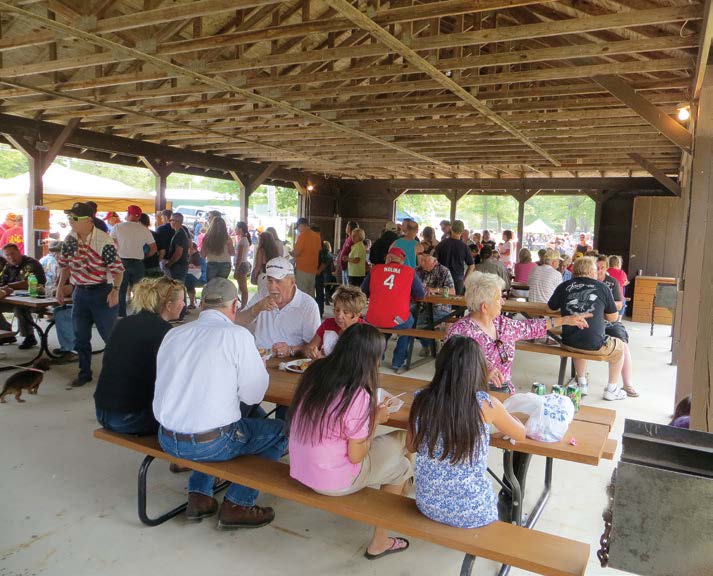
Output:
[551, 384, 566, 395]
[566, 384, 581, 411]
[443, 286, 450, 298]
[531, 382, 546, 395]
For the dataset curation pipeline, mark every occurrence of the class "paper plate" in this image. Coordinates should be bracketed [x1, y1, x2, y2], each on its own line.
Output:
[283, 358, 312, 374]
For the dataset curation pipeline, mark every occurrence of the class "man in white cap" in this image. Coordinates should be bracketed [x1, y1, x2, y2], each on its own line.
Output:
[154, 278, 287, 528]
[236, 256, 320, 358]
[110, 205, 157, 317]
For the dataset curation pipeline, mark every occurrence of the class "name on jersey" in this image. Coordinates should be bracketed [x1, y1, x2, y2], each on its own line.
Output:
[383, 266, 401, 273]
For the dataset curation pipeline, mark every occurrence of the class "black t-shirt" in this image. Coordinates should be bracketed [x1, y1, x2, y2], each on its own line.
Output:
[168, 228, 190, 266]
[602, 274, 623, 302]
[94, 311, 172, 412]
[0, 256, 46, 286]
[370, 231, 399, 265]
[547, 277, 617, 350]
[144, 230, 160, 269]
[435, 238, 474, 282]
[155, 223, 174, 254]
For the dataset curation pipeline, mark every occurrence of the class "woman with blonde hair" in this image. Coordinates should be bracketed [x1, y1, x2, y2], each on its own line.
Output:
[200, 216, 235, 281]
[94, 277, 185, 435]
[306, 285, 367, 358]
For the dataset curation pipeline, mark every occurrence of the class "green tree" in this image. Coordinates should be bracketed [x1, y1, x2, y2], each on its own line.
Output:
[0, 145, 29, 179]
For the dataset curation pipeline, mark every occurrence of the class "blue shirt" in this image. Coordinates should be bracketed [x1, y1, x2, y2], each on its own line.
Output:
[393, 238, 419, 269]
[415, 391, 497, 528]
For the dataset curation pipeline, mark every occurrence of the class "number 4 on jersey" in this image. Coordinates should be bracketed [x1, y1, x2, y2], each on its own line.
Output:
[383, 274, 396, 290]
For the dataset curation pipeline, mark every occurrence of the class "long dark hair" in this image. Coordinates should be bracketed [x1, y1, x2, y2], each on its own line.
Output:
[257, 231, 280, 272]
[202, 216, 231, 255]
[670, 395, 691, 425]
[288, 323, 383, 444]
[236, 221, 251, 245]
[409, 336, 489, 465]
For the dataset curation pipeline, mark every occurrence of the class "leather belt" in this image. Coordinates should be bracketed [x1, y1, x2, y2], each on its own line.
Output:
[160, 424, 232, 443]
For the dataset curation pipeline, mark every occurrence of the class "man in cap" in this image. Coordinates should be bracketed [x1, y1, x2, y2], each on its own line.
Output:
[154, 278, 287, 528]
[527, 248, 564, 303]
[290, 217, 321, 297]
[103, 211, 120, 232]
[361, 247, 426, 374]
[236, 256, 320, 358]
[110, 205, 157, 317]
[57, 202, 124, 387]
[435, 219, 475, 295]
[369, 221, 399, 265]
[85, 201, 109, 233]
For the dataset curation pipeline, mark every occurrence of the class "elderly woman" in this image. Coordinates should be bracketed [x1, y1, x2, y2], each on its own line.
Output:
[305, 285, 367, 359]
[446, 272, 590, 394]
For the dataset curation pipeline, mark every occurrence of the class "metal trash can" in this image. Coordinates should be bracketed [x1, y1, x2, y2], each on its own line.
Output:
[600, 419, 713, 575]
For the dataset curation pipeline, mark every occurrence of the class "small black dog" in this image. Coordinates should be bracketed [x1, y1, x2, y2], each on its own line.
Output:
[0, 358, 52, 403]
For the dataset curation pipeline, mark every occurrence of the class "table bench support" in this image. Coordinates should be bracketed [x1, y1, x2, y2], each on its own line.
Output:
[137, 455, 228, 527]
[460, 554, 477, 576]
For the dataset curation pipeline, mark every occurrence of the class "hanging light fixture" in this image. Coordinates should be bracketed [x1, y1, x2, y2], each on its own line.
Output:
[676, 103, 691, 122]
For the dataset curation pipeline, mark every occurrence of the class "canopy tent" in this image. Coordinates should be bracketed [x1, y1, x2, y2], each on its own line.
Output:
[524, 218, 554, 235]
[0, 164, 155, 212]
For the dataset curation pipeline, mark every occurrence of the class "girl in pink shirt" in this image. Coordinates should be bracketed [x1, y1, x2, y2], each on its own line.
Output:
[289, 323, 413, 560]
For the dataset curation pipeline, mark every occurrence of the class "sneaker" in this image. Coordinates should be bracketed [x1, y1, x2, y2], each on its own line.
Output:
[392, 365, 407, 375]
[185, 493, 218, 521]
[579, 382, 589, 396]
[603, 387, 627, 401]
[18, 337, 38, 350]
[69, 376, 92, 388]
[217, 500, 274, 529]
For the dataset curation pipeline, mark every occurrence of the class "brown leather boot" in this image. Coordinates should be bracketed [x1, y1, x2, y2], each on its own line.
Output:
[217, 500, 275, 530]
[185, 493, 218, 521]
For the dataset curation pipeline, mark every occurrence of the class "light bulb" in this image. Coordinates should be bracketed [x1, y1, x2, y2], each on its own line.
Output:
[677, 106, 690, 122]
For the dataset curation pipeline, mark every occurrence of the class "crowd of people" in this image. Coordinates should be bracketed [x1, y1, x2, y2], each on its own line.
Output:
[0, 204, 646, 558]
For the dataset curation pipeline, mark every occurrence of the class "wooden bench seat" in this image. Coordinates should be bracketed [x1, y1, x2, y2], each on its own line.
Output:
[94, 428, 590, 576]
[379, 327, 446, 340]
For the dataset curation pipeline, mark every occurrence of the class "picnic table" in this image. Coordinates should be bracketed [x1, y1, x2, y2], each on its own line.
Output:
[415, 294, 560, 318]
[265, 362, 616, 569]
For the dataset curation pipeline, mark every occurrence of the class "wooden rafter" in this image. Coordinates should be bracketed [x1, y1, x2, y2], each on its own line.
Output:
[627, 152, 681, 196]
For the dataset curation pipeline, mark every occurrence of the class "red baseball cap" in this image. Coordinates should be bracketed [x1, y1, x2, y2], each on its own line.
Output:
[103, 211, 119, 221]
[127, 205, 142, 217]
[387, 247, 406, 260]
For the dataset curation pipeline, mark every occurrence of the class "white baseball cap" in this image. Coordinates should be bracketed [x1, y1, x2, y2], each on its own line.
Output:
[265, 257, 294, 279]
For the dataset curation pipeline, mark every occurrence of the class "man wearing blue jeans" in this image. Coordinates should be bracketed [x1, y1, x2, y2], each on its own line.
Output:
[361, 247, 426, 374]
[153, 278, 286, 528]
[57, 202, 124, 388]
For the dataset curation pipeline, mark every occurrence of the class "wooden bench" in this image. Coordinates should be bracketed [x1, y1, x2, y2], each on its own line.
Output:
[94, 428, 590, 576]
[515, 341, 607, 387]
[378, 327, 447, 370]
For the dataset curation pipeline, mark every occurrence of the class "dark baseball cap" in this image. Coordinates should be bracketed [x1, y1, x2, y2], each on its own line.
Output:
[296, 217, 309, 226]
[202, 278, 238, 305]
[64, 202, 94, 218]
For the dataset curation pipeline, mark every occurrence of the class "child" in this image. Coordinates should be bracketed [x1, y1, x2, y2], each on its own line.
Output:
[289, 323, 412, 559]
[347, 228, 367, 287]
[607, 255, 629, 318]
[305, 285, 366, 359]
[670, 395, 691, 429]
[407, 336, 525, 528]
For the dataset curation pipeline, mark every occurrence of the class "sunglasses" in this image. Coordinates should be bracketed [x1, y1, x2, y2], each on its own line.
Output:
[494, 338, 509, 364]
[67, 215, 90, 222]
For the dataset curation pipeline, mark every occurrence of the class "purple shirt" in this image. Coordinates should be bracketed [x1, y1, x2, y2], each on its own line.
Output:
[446, 315, 547, 393]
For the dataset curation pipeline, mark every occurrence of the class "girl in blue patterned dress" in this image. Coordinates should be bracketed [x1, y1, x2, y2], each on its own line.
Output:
[407, 336, 526, 528]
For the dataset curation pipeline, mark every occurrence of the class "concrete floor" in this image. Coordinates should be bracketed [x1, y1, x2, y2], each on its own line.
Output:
[0, 315, 678, 576]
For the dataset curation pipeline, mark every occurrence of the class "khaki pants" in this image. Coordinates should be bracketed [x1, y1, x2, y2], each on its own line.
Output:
[295, 269, 316, 297]
[563, 336, 625, 364]
[315, 430, 413, 496]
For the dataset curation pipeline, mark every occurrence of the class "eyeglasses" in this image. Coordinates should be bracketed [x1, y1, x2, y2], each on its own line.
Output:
[494, 338, 509, 364]
[67, 215, 90, 222]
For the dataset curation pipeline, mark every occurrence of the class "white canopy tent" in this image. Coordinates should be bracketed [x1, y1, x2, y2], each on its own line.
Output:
[0, 164, 155, 212]
[524, 218, 554, 235]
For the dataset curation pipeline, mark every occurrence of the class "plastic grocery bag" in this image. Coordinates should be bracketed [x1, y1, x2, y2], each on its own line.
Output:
[503, 392, 575, 443]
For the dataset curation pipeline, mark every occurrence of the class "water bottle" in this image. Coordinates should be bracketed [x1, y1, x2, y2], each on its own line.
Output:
[27, 273, 38, 297]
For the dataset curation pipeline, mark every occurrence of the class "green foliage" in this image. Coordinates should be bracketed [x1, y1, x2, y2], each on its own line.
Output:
[0, 145, 29, 179]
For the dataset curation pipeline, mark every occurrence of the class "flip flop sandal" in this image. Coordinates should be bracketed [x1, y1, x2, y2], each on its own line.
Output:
[624, 387, 640, 397]
[364, 537, 410, 560]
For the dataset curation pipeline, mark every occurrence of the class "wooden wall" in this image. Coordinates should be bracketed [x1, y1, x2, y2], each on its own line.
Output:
[333, 180, 395, 244]
[598, 195, 634, 271]
[629, 196, 686, 279]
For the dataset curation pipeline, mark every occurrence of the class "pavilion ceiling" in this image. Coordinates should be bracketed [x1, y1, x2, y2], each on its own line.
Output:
[0, 0, 707, 181]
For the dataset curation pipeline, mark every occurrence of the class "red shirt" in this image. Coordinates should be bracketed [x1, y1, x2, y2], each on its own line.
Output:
[316, 317, 366, 354]
[365, 263, 415, 328]
[607, 268, 628, 292]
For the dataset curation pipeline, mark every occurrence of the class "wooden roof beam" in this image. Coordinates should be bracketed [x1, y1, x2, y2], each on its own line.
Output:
[592, 74, 693, 153]
[627, 152, 681, 196]
[692, 0, 713, 100]
[0, 1, 456, 176]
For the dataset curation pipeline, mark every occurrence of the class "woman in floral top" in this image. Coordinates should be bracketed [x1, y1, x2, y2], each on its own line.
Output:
[446, 272, 591, 394]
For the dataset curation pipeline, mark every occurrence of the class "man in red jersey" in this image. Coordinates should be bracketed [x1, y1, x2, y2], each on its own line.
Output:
[361, 247, 425, 373]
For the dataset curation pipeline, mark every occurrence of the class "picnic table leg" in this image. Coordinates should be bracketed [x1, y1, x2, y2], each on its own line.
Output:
[459, 554, 477, 575]
[137, 455, 229, 527]
[524, 458, 553, 529]
[557, 357, 567, 387]
[497, 451, 532, 576]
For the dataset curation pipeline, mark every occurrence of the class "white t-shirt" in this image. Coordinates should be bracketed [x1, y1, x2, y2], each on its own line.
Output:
[500, 240, 513, 268]
[110, 221, 156, 260]
[528, 264, 564, 303]
[245, 286, 321, 349]
[153, 310, 268, 433]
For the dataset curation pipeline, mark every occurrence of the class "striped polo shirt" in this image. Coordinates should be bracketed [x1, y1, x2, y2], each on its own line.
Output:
[58, 229, 124, 286]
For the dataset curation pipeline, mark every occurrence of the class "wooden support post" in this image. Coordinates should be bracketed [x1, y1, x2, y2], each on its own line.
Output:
[229, 171, 249, 224]
[676, 66, 713, 432]
[449, 191, 458, 223]
[587, 190, 616, 250]
[511, 190, 539, 250]
[141, 158, 173, 213]
[3, 119, 80, 258]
